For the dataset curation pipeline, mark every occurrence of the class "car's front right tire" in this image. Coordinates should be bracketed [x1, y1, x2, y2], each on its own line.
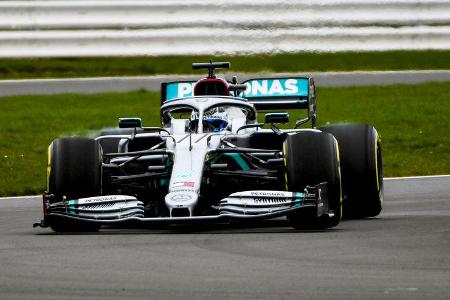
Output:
[47, 137, 102, 232]
[283, 131, 342, 229]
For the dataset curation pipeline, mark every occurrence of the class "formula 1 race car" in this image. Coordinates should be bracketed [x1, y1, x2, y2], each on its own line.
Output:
[35, 62, 383, 232]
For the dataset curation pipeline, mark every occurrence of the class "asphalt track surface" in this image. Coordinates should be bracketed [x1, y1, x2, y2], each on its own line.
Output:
[1, 70, 450, 96]
[0, 176, 449, 299]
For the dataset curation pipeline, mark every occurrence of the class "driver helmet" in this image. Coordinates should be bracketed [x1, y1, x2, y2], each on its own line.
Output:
[203, 109, 229, 132]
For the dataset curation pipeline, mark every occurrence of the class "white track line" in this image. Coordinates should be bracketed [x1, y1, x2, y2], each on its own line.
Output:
[0, 195, 41, 200]
[384, 174, 450, 180]
[1, 70, 450, 84]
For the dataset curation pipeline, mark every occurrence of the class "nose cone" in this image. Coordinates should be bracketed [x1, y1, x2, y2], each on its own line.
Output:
[165, 191, 199, 216]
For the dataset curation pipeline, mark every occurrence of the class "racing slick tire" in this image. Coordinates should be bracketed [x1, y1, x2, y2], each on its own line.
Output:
[47, 137, 102, 232]
[320, 124, 383, 218]
[283, 131, 342, 229]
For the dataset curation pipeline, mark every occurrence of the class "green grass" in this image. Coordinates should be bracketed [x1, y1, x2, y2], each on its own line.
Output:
[0, 82, 449, 196]
[1, 50, 450, 79]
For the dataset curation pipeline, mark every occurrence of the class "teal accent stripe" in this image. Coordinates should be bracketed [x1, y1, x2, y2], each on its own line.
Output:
[293, 192, 303, 208]
[225, 153, 250, 171]
[210, 153, 250, 171]
[67, 199, 77, 216]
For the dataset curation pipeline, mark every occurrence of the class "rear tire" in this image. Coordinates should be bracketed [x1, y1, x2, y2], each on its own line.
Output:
[320, 124, 383, 218]
[283, 131, 342, 229]
[47, 137, 102, 232]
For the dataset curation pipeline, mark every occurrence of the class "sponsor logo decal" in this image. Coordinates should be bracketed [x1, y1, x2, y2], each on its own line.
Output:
[77, 195, 135, 204]
[166, 82, 195, 100]
[172, 181, 184, 188]
[177, 82, 194, 98]
[250, 191, 286, 197]
[242, 79, 309, 98]
[249, 192, 291, 203]
[170, 193, 192, 202]
[176, 171, 193, 180]
[172, 181, 195, 188]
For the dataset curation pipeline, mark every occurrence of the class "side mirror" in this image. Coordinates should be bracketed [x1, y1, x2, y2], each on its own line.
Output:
[264, 112, 289, 124]
[119, 117, 142, 128]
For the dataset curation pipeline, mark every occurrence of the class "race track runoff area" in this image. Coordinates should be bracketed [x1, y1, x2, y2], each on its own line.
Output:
[0, 176, 449, 299]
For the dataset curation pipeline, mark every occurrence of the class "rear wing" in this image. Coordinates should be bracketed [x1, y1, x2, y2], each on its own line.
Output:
[160, 77, 317, 124]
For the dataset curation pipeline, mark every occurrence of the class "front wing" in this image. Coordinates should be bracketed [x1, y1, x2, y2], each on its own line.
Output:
[34, 183, 330, 228]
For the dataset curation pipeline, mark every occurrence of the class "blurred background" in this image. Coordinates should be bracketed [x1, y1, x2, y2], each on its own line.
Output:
[0, 0, 449, 196]
[0, 0, 449, 57]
